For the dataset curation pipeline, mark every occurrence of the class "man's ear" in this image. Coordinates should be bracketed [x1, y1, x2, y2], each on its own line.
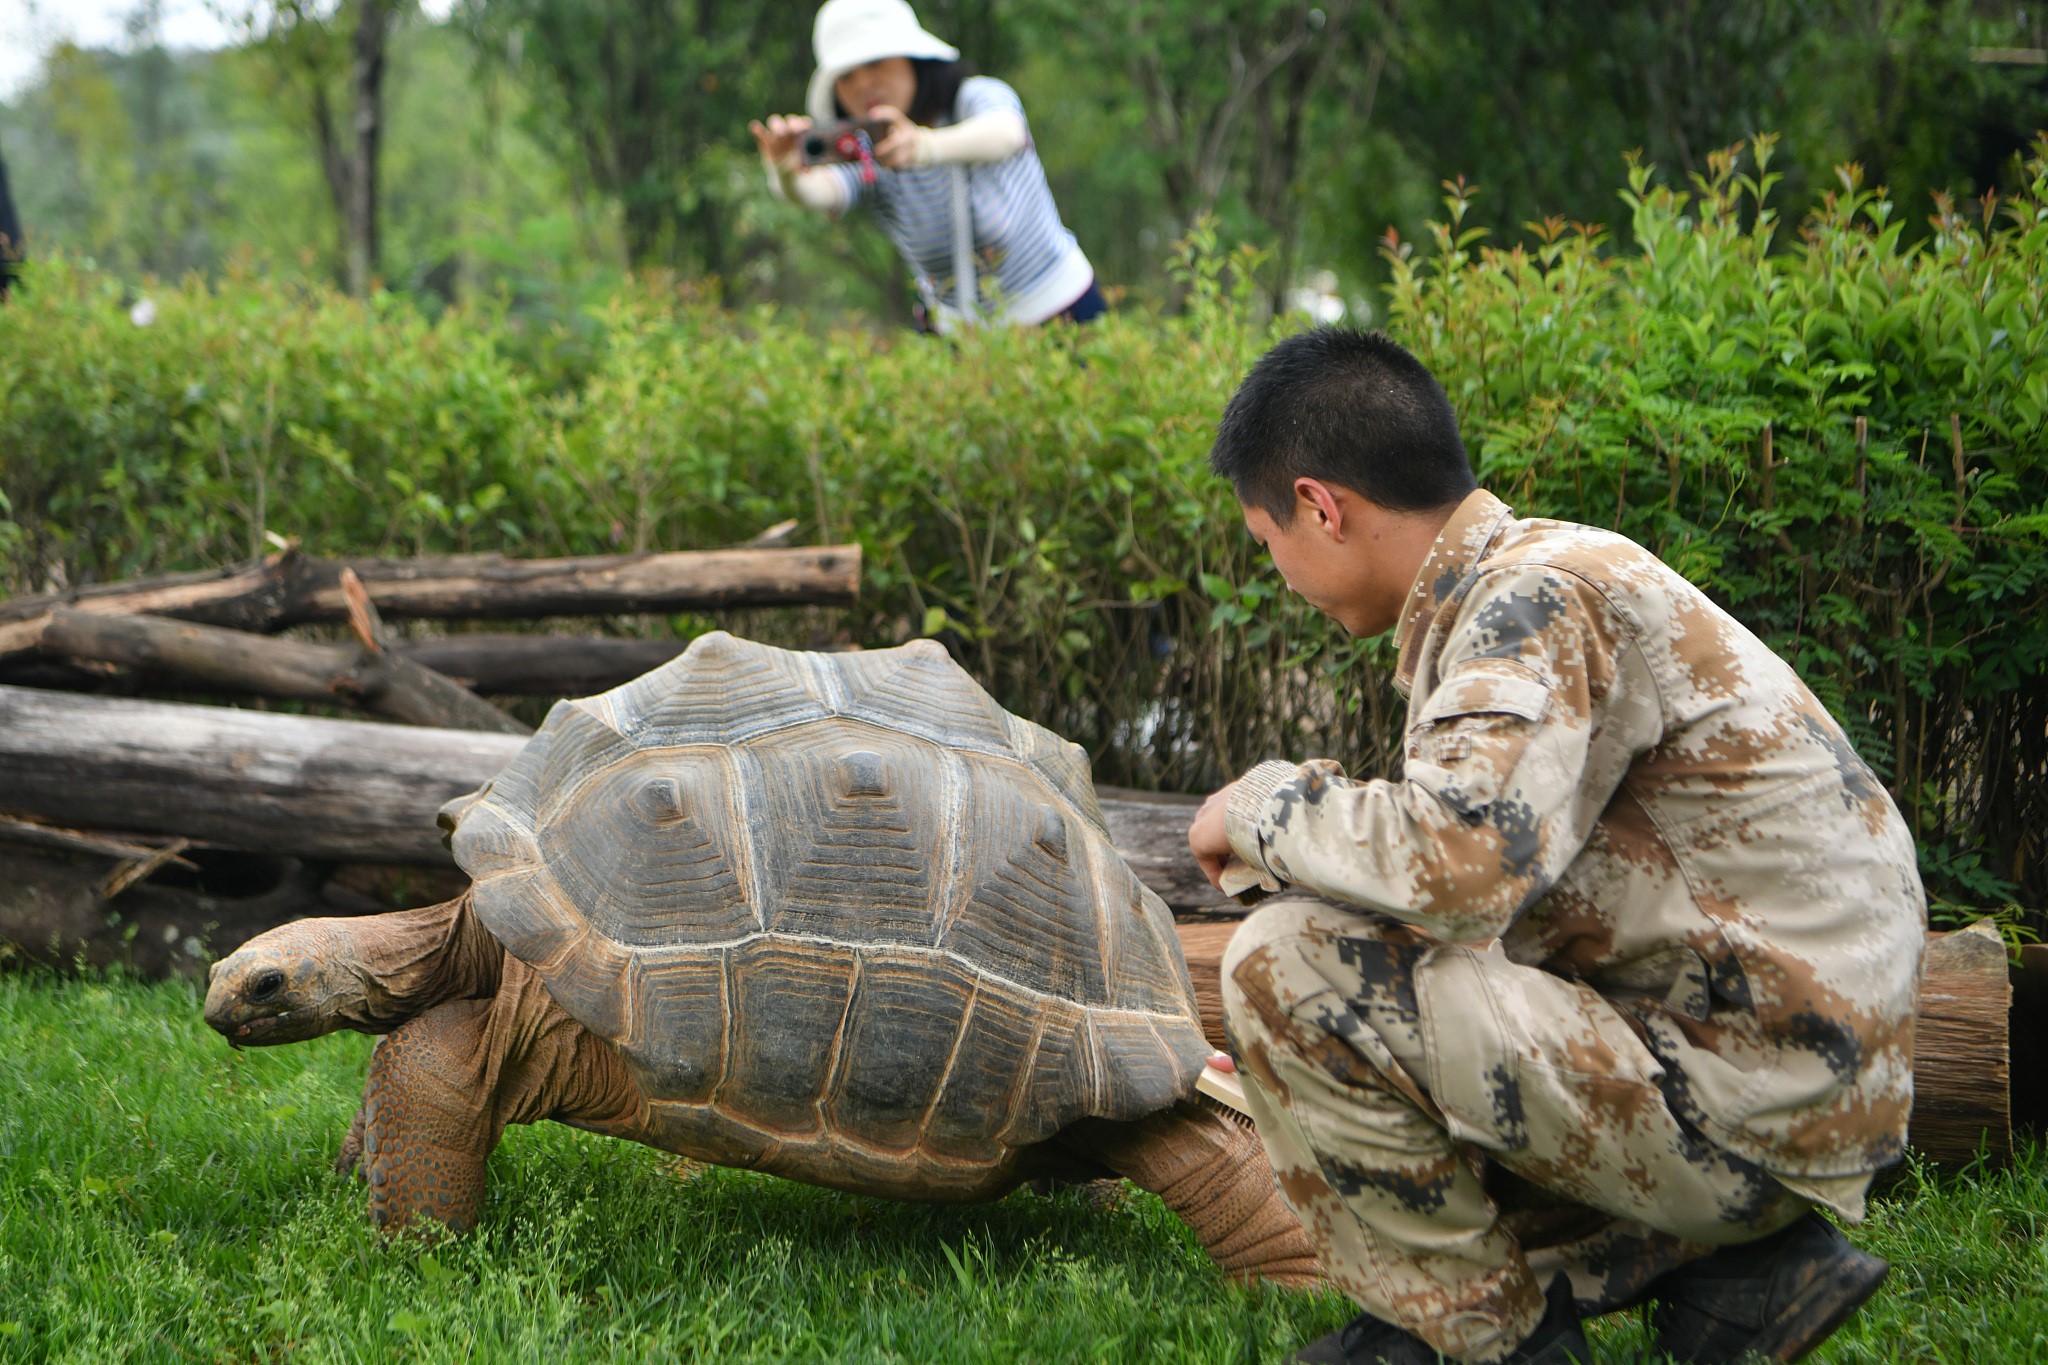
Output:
[1295, 478, 1347, 539]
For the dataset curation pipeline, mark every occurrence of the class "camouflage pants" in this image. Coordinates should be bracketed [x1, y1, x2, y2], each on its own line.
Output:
[1222, 896, 1823, 1364]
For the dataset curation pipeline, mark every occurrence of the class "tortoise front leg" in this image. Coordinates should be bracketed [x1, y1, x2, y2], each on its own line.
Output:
[360, 999, 497, 1231]
[357, 956, 646, 1234]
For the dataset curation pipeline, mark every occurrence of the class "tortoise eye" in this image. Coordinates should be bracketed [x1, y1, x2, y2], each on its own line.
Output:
[249, 970, 286, 1002]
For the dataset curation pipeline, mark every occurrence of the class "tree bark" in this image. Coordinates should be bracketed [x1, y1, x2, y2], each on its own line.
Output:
[0, 544, 863, 656]
[0, 685, 523, 865]
[344, 0, 392, 296]
[34, 607, 530, 734]
[1173, 919, 2016, 1169]
[391, 635, 691, 696]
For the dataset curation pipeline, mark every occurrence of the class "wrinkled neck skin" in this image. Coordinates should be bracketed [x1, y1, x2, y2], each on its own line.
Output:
[204, 893, 504, 1045]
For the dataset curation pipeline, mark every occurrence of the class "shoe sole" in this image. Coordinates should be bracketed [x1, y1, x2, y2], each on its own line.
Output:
[1749, 1252, 1890, 1362]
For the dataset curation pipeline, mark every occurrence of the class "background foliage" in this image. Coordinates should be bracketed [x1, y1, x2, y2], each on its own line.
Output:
[2, 0, 2045, 317]
[4, 141, 2044, 921]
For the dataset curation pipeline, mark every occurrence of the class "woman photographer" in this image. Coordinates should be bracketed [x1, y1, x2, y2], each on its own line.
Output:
[749, 0, 1103, 331]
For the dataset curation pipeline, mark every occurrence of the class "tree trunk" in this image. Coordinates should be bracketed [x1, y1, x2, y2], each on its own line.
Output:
[344, 0, 392, 296]
[0, 544, 863, 656]
[1173, 919, 2016, 1169]
[35, 608, 529, 734]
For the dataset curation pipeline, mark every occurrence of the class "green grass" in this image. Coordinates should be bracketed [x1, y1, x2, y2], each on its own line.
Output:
[2, 973, 2041, 1363]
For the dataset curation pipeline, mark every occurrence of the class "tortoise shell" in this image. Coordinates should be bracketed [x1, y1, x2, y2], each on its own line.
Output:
[447, 632, 1209, 1197]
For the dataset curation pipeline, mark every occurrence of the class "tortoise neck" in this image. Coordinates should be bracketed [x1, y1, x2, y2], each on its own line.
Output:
[340, 892, 505, 1032]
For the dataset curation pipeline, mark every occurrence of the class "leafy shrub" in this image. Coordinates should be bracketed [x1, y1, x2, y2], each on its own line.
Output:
[3, 139, 2043, 919]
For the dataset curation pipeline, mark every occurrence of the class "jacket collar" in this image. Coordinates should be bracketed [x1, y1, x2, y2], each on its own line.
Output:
[1392, 488, 1515, 690]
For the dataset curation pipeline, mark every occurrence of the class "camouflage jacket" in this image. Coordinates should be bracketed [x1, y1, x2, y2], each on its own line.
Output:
[1224, 489, 1926, 1180]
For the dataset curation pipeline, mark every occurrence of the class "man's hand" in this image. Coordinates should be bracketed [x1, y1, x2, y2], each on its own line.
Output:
[748, 114, 813, 170]
[868, 105, 922, 169]
[1188, 781, 1239, 891]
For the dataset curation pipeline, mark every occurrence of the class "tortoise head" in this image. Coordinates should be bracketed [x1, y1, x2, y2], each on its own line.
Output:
[204, 918, 361, 1046]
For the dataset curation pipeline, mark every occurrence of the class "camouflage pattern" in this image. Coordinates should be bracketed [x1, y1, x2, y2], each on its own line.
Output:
[1225, 895, 1849, 1359]
[1218, 489, 1924, 1358]
[1223, 488, 1924, 1178]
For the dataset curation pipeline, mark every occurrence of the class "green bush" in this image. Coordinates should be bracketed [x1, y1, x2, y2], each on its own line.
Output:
[3, 138, 2043, 920]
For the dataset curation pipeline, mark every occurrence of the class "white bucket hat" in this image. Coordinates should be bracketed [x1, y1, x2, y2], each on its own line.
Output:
[805, 0, 959, 125]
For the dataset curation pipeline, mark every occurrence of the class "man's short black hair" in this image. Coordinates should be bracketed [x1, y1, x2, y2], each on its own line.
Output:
[1209, 327, 1476, 523]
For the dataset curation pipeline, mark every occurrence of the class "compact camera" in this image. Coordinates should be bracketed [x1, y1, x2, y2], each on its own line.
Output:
[801, 119, 890, 166]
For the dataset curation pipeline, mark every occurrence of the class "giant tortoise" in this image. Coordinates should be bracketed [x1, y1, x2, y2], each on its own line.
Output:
[205, 633, 1316, 1285]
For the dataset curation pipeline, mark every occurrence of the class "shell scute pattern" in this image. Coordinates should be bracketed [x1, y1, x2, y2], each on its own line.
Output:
[1001, 713, 1109, 834]
[453, 632, 1209, 1168]
[741, 724, 946, 944]
[828, 638, 1015, 757]
[939, 765, 1105, 1003]
[722, 937, 857, 1137]
[536, 745, 754, 950]
[605, 630, 834, 748]
[828, 950, 979, 1150]
[628, 951, 728, 1103]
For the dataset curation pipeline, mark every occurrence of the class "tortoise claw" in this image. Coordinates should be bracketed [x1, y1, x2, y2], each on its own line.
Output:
[336, 1102, 368, 1179]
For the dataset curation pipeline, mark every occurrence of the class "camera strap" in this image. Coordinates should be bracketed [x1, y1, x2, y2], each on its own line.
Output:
[949, 165, 977, 322]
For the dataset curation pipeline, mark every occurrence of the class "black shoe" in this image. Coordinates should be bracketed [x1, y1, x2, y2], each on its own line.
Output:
[1289, 1273, 1589, 1364]
[1649, 1213, 1889, 1363]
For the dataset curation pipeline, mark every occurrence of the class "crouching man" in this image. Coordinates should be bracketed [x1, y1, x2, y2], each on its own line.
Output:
[1188, 329, 1924, 1365]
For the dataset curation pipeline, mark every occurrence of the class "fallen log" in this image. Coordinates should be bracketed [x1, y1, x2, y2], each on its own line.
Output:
[1095, 786, 1234, 915]
[391, 634, 695, 696]
[34, 607, 529, 734]
[1172, 919, 2015, 1168]
[0, 687, 1230, 910]
[0, 543, 863, 656]
[0, 685, 521, 864]
[1908, 922, 2014, 1161]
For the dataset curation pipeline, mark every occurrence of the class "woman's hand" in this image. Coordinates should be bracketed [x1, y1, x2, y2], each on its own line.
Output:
[867, 105, 924, 170]
[1188, 782, 1239, 890]
[749, 114, 813, 169]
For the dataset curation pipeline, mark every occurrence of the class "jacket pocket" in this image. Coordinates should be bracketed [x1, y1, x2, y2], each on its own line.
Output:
[1405, 658, 1553, 816]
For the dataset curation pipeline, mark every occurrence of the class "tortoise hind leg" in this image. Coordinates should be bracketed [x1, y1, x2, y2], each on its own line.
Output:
[1058, 1100, 1324, 1289]
[356, 955, 646, 1234]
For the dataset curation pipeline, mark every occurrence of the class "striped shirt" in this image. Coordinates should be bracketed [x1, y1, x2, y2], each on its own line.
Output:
[826, 77, 1093, 329]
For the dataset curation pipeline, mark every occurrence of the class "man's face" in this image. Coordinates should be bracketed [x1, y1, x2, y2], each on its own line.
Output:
[1242, 487, 1415, 639]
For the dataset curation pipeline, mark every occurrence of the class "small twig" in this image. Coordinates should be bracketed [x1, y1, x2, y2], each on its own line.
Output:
[1758, 422, 1775, 510]
[338, 566, 388, 653]
[98, 837, 195, 900]
[1949, 412, 1969, 527]
[0, 812, 199, 868]
[744, 518, 800, 549]
[1853, 416, 1869, 536]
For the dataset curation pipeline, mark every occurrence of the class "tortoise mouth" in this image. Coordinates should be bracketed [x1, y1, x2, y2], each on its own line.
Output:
[203, 994, 307, 1046]
[229, 1011, 294, 1039]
